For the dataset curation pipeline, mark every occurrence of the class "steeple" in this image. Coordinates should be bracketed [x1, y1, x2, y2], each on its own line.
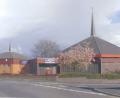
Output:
[9, 43, 11, 52]
[91, 8, 95, 37]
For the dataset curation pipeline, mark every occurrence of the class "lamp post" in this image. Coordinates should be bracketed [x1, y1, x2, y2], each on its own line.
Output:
[5, 58, 8, 62]
[5, 58, 8, 74]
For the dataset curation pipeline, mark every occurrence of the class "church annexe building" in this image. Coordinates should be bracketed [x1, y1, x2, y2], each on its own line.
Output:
[0, 45, 28, 75]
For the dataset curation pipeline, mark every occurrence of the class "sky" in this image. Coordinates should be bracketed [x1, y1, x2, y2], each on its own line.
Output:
[0, 0, 120, 56]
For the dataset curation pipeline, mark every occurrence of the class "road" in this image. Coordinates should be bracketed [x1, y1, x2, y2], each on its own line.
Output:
[0, 79, 118, 98]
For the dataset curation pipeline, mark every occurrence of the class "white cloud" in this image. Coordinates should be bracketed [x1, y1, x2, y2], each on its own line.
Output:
[0, 0, 120, 54]
[0, 0, 7, 17]
[11, 45, 23, 54]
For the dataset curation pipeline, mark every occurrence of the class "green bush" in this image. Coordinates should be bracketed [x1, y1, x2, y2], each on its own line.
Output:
[101, 73, 120, 79]
[58, 72, 120, 79]
[59, 72, 100, 78]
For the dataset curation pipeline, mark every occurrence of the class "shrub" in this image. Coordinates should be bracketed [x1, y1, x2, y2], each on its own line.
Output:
[58, 72, 120, 79]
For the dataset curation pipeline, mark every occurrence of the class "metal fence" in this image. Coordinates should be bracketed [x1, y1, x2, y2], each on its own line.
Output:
[60, 64, 100, 73]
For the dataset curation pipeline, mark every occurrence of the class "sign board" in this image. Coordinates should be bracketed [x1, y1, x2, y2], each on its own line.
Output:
[39, 64, 57, 67]
[44, 58, 56, 64]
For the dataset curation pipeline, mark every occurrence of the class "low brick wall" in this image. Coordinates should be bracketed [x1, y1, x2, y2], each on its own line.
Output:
[101, 62, 120, 73]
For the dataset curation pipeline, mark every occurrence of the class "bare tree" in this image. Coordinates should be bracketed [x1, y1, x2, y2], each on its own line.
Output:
[59, 43, 95, 71]
[32, 39, 60, 58]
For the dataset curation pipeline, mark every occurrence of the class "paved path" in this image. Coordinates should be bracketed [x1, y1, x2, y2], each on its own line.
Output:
[0, 79, 117, 98]
[57, 78, 120, 84]
[85, 84, 120, 97]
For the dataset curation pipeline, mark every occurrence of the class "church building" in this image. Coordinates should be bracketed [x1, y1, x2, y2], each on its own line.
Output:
[62, 12, 120, 74]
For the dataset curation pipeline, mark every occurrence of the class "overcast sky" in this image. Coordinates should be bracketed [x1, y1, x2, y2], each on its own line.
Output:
[0, 0, 120, 56]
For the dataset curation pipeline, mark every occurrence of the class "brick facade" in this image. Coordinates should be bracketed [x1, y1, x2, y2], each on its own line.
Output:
[101, 62, 120, 73]
[0, 58, 26, 74]
[100, 58, 120, 74]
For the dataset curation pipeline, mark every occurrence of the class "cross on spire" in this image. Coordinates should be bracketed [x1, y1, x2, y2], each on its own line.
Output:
[91, 8, 95, 37]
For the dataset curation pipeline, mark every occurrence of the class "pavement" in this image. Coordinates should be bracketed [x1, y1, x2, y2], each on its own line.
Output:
[0, 78, 118, 98]
[88, 84, 120, 97]
[56, 77, 120, 84]
[56, 77, 120, 97]
[68, 84, 120, 97]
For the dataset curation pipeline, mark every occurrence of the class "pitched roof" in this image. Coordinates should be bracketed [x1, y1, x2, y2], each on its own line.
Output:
[64, 36, 120, 55]
[64, 9, 120, 55]
[0, 52, 28, 60]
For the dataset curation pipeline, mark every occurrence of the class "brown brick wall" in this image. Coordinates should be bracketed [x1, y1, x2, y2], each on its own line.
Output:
[101, 62, 120, 74]
[0, 58, 20, 64]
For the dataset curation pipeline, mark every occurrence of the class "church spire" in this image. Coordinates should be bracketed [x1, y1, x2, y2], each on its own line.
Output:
[9, 42, 11, 52]
[91, 8, 95, 37]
